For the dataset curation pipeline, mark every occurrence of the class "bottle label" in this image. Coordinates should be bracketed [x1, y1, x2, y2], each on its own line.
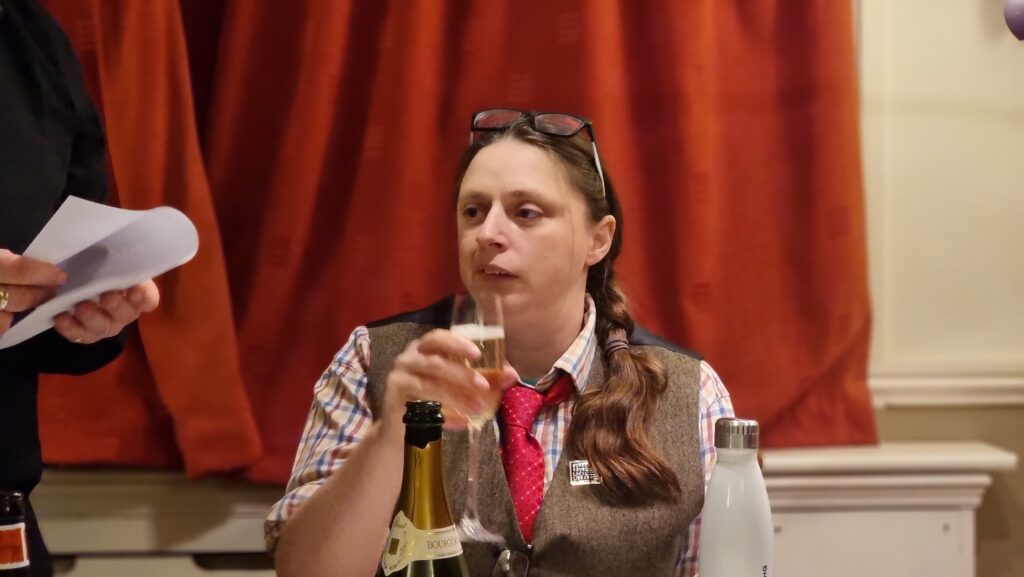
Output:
[381, 511, 462, 575]
[0, 522, 29, 569]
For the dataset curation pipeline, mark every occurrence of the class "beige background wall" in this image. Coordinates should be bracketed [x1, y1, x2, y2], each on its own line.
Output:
[859, 0, 1024, 575]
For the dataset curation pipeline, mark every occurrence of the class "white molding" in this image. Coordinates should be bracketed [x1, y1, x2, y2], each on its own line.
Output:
[766, 473, 993, 511]
[870, 374, 1024, 409]
[762, 442, 1018, 476]
[762, 442, 1018, 511]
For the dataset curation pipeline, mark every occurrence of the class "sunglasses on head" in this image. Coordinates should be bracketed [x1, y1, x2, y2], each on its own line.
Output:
[469, 108, 607, 198]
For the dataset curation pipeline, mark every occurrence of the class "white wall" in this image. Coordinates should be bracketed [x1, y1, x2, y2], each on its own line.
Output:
[859, 0, 1024, 407]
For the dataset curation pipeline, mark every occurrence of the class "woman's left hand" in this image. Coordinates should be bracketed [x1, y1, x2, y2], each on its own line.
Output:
[54, 280, 160, 345]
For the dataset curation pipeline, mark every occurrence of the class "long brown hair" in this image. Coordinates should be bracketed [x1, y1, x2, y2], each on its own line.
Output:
[452, 119, 681, 504]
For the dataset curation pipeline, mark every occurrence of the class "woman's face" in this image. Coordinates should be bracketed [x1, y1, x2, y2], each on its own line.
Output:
[456, 139, 614, 318]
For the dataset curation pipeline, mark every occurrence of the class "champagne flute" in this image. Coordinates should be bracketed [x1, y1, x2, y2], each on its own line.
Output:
[449, 292, 506, 544]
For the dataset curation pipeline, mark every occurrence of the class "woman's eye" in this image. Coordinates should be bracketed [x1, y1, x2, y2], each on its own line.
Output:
[462, 205, 482, 219]
[516, 207, 541, 220]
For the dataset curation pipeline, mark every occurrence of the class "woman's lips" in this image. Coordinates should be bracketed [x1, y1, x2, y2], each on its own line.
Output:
[479, 265, 516, 279]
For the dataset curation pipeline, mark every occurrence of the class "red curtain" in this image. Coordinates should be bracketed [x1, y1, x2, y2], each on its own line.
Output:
[38, 0, 876, 484]
[37, 0, 260, 476]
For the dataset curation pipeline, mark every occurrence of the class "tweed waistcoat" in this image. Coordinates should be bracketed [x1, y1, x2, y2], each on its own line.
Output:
[366, 298, 704, 577]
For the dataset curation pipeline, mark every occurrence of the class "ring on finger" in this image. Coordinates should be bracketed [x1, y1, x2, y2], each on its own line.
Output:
[0, 284, 9, 312]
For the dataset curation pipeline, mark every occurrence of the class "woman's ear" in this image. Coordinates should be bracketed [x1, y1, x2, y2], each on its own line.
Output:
[586, 215, 616, 266]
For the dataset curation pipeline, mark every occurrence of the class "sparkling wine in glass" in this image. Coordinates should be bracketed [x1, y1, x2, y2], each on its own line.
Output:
[449, 292, 506, 544]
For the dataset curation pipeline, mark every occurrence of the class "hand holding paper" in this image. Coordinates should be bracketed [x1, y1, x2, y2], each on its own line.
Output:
[52, 278, 161, 345]
[0, 197, 198, 349]
[0, 250, 66, 321]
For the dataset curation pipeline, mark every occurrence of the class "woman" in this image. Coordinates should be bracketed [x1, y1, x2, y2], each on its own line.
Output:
[267, 109, 733, 577]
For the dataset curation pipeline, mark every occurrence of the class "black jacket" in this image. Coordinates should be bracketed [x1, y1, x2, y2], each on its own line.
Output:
[1, 1, 125, 574]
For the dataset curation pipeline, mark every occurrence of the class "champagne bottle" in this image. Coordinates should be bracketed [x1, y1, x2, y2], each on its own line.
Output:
[699, 418, 774, 577]
[0, 491, 30, 576]
[379, 401, 469, 577]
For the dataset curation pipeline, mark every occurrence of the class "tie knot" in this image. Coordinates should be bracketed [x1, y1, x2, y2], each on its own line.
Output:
[500, 373, 575, 430]
[501, 386, 544, 429]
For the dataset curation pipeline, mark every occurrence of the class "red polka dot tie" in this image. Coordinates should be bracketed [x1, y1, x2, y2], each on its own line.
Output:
[499, 372, 574, 543]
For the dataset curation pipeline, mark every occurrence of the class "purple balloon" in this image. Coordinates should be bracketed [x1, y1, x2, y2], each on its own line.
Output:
[1008, 0, 1024, 40]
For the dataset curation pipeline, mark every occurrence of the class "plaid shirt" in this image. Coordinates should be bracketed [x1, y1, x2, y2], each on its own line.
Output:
[267, 296, 734, 576]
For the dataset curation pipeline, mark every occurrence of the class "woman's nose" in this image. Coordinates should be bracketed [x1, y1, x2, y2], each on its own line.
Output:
[476, 206, 508, 249]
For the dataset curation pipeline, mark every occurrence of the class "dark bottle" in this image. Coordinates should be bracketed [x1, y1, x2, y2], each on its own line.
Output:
[379, 401, 469, 577]
[0, 491, 30, 576]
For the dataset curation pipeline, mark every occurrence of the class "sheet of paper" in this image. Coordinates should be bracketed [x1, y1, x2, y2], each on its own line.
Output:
[0, 197, 199, 350]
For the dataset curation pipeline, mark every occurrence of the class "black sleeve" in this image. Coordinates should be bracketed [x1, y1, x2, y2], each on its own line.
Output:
[63, 97, 110, 204]
[33, 13, 123, 373]
[46, 1, 110, 205]
[3, 0, 122, 375]
[24, 326, 127, 375]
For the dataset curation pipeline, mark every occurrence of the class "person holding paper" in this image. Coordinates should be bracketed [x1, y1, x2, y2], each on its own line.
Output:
[0, 1, 160, 575]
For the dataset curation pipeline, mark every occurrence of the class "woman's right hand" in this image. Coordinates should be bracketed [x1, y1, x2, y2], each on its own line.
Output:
[381, 329, 513, 432]
[0, 249, 66, 336]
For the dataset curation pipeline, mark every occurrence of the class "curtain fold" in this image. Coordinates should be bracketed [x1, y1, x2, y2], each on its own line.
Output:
[39, 0, 260, 477]
[36, 0, 875, 483]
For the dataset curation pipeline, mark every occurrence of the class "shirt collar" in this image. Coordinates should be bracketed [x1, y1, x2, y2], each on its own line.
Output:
[527, 294, 598, 396]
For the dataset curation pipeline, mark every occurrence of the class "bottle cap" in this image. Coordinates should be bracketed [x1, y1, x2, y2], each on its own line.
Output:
[403, 400, 444, 426]
[0, 490, 26, 518]
[714, 418, 760, 449]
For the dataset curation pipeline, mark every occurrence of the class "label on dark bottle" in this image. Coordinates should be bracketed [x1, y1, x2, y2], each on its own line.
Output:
[0, 522, 29, 569]
[381, 511, 462, 575]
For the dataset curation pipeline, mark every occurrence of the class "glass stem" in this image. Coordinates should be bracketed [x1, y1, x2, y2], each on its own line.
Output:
[464, 422, 482, 523]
